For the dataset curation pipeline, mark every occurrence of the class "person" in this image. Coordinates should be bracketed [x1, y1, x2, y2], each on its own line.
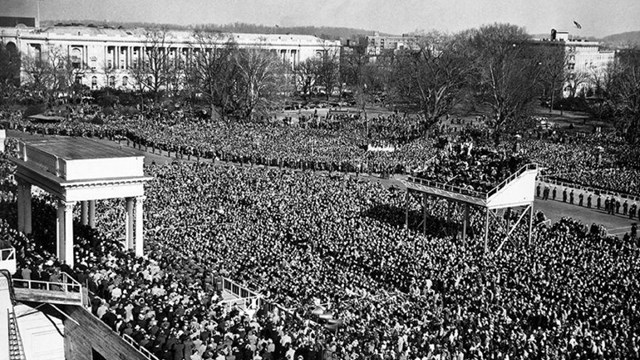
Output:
[623, 200, 629, 216]
[587, 194, 592, 208]
[569, 190, 574, 205]
[552, 187, 557, 200]
[578, 192, 583, 207]
[563, 188, 568, 203]
[543, 186, 550, 200]
[537, 183, 541, 198]
[632, 223, 638, 239]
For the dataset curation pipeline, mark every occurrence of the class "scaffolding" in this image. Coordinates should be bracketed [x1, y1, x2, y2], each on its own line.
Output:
[400, 163, 539, 254]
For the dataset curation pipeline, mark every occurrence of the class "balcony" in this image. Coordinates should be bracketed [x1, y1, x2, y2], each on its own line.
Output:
[0, 247, 17, 275]
[13, 272, 85, 306]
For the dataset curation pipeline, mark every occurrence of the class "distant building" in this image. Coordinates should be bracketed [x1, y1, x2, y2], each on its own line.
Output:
[365, 32, 420, 61]
[534, 29, 615, 97]
[0, 25, 341, 90]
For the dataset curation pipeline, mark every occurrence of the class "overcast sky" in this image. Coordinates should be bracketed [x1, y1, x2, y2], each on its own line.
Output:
[2, 0, 639, 37]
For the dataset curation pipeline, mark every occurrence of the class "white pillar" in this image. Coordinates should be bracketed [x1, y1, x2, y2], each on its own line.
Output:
[88, 200, 96, 228]
[56, 201, 64, 261]
[63, 201, 75, 267]
[17, 183, 25, 232]
[125, 197, 134, 250]
[81, 201, 88, 225]
[134, 196, 145, 257]
[23, 183, 32, 235]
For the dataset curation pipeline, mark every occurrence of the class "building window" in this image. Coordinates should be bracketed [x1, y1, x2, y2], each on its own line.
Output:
[71, 48, 82, 69]
[122, 76, 129, 87]
[109, 76, 116, 88]
[107, 59, 112, 69]
[91, 76, 98, 89]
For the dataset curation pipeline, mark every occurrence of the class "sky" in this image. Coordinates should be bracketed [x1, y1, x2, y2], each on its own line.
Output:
[2, 0, 639, 38]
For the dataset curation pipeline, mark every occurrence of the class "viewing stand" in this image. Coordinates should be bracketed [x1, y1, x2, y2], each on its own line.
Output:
[400, 164, 539, 254]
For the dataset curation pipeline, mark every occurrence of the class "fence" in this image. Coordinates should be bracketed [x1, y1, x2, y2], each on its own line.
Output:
[12, 271, 82, 294]
[123, 334, 159, 360]
[538, 176, 640, 203]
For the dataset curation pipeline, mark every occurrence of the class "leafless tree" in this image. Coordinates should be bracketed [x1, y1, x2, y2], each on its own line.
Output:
[186, 30, 238, 120]
[391, 31, 472, 129]
[233, 48, 288, 120]
[466, 23, 544, 129]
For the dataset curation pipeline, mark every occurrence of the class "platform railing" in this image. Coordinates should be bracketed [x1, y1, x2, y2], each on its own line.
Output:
[122, 334, 159, 360]
[408, 163, 539, 200]
[12, 271, 83, 306]
[406, 176, 487, 198]
[486, 163, 538, 198]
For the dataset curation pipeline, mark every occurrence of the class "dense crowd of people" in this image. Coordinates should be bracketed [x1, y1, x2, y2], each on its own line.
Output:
[1, 104, 640, 358]
[1, 150, 640, 358]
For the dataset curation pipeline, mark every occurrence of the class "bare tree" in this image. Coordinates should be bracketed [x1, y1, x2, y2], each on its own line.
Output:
[294, 57, 321, 99]
[22, 46, 79, 106]
[233, 48, 287, 120]
[466, 23, 544, 129]
[129, 27, 176, 101]
[537, 44, 569, 112]
[187, 31, 238, 120]
[390, 31, 472, 129]
[316, 47, 340, 100]
[606, 49, 640, 140]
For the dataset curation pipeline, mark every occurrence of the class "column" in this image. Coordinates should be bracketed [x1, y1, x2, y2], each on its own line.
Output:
[56, 200, 75, 267]
[88, 200, 96, 228]
[81, 201, 88, 225]
[134, 196, 145, 257]
[17, 183, 25, 232]
[63, 201, 75, 267]
[23, 183, 32, 235]
[56, 201, 65, 263]
[125, 197, 134, 250]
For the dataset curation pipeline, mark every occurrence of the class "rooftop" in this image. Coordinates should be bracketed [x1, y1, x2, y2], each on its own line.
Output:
[24, 137, 140, 160]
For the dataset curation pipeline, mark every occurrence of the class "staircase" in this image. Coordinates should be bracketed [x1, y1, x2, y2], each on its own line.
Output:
[7, 309, 26, 360]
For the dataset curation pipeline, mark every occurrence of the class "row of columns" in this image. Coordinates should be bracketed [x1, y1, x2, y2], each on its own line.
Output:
[16, 181, 145, 268]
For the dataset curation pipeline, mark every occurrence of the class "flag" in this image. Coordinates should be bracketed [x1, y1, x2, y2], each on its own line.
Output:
[573, 21, 582, 29]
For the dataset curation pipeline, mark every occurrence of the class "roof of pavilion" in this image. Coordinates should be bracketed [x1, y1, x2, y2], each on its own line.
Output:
[23, 137, 140, 160]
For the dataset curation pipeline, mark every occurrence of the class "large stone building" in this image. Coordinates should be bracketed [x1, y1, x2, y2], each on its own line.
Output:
[0, 25, 341, 90]
[534, 29, 616, 97]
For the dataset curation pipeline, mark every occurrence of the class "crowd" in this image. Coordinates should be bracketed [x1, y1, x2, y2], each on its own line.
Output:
[1, 104, 640, 358]
[1, 149, 640, 358]
[414, 143, 528, 194]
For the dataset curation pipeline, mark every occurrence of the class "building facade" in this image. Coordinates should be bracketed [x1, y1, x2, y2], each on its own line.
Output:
[534, 29, 616, 97]
[0, 25, 341, 90]
[364, 32, 420, 62]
